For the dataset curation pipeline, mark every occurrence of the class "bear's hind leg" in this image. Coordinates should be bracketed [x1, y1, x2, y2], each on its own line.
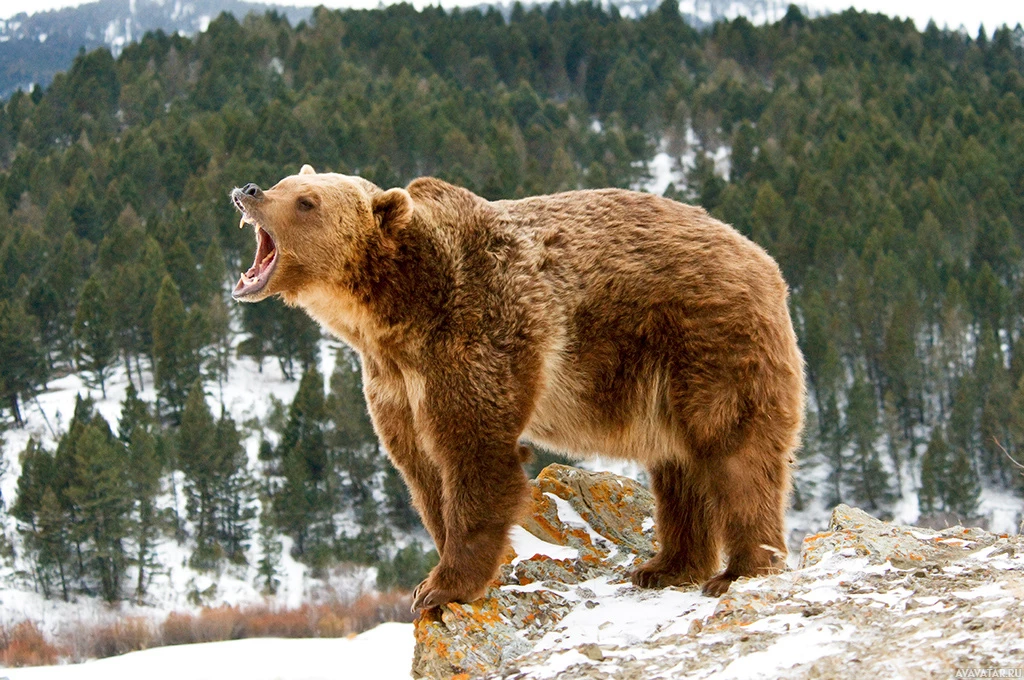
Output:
[631, 460, 721, 588]
[701, 438, 789, 597]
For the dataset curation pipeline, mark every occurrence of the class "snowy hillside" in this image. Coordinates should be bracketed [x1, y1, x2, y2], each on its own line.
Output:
[0, 339, 388, 638]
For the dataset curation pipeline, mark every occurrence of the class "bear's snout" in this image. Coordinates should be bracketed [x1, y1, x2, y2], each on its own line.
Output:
[241, 183, 264, 198]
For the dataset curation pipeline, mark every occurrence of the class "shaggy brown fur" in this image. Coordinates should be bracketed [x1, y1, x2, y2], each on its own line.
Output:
[231, 166, 805, 608]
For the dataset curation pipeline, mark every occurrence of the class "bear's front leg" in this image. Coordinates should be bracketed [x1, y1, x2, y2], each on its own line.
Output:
[363, 356, 449, 555]
[410, 369, 531, 611]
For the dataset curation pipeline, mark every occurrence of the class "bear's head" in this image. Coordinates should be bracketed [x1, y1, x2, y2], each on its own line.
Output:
[230, 165, 412, 303]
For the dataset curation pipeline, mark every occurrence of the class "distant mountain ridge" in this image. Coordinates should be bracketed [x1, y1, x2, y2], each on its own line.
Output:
[0, 0, 314, 98]
[0, 0, 806, 99]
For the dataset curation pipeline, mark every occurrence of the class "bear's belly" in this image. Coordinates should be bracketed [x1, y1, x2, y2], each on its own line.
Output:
[521, 347, 684, 466]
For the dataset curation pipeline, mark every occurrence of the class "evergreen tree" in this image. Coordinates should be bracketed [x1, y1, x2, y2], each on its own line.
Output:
[117, 383, 151, 442]
[152, 276, 198, 420]
[212, 411, 255, 564]
[200, 238, 227, 303]
[919, 427, 949, 514]
[177, 380, 219, 567]
[164, 237, 202, 307]
[0, 298, 47, 425]
[12, 439, 70, 600]
[126, 426, 162, 600]
[205, 294, 233, 401]
[117, 387, 162, 599]
[845, 369, 892, 511]
[255, 491, 281, 595]
[946, 446, 982, 518]
[273, 368, 335, 564]
[271, 303, 321, 381]
[66, 423, 132, 603]
[36, 486, 72, 601]
[73, 274, 116, 397]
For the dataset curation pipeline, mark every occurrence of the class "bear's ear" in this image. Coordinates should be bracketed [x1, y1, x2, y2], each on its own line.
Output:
[299, 164, 316, 175]
[372, 188, 413, 232]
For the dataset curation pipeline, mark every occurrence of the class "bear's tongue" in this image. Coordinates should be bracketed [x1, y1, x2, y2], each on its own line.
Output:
[233, 227, 278, 298]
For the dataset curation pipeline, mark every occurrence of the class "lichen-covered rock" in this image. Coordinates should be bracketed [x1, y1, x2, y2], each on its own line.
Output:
[411, 471, 1024, 679]
[411, 464, 656, 679]
[800, 504, 1002, 569]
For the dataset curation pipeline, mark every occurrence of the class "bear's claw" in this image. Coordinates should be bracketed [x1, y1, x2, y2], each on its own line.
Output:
[701, 572, 737, 597]
[411, 578, 458, 612]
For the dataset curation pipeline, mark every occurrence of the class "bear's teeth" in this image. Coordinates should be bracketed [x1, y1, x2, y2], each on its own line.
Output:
[239, 216, 246, 230]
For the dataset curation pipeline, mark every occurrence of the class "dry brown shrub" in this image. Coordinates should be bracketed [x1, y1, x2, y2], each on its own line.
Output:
[0, 621, 61, 667]
[237, 605, 315, 639]
[90, 617, 155, 659]
[191, 606, 243, 643]
[160, 611, 198, 646]
[0, 589, 416, 668]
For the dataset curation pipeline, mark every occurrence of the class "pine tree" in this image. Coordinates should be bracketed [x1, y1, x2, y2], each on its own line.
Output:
[212, 411, 255, 564]
[238, 301, 274, 371]
[846, 369, 892, 511]
[205, 294, 233, 401]
[127, 427, 162, 600]
[37, 486, 72, 601]
[200, 239, 227, 303]
[117, 386, 162, 600]
[117, 383, 151, 442]
[177, 380, 219, 567]
[73, 274, 116, 398]
[271, 303, 321, 381]
[326, 355, 389, 563]
[0, 298, 47, 425]
[882, 391, 906, 496]
[164, 237, 202, 307]
[919, 427, 949, 515]
[152, 276, 198, 421]
[946, 446, 982, 518]
[255, 491, 281, 595]
[12, 439, 70, 600]
[820, 392, 846, 507]
[65, 423, 132, 603]
[135, 238, 168, 385]
[273, 368, 335, 564]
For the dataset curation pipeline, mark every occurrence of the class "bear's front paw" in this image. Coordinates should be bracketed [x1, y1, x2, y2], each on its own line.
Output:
[410, 565, 487, 612]
[630, 557, 705, 589]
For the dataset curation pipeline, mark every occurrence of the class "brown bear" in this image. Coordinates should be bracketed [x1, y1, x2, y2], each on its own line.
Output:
[231, 165, 805, 609]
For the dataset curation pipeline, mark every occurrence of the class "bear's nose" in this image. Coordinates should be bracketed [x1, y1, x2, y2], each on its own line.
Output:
[242, 183, 264, 198]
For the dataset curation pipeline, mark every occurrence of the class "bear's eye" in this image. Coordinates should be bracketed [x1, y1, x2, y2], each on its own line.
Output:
[296, 197, 317, 212]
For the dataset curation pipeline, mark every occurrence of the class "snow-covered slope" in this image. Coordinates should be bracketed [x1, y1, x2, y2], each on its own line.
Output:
[0, 339, 381, 638]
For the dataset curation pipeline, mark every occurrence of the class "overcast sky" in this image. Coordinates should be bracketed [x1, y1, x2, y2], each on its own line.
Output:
[1, 0, 1021, 34]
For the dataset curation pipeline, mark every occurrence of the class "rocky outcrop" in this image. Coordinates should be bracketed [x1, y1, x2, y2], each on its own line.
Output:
[411, 464, 657, 678]
[412, 465, 1024, 679]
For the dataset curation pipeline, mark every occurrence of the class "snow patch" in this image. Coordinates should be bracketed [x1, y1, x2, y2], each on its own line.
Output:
[716, 623, 852, 679]
[3, 622, 415, 680]
[508, 525, 578, 566]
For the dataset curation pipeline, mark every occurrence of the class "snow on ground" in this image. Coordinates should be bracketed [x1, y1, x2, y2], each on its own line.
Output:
[2, 622, 415, 680]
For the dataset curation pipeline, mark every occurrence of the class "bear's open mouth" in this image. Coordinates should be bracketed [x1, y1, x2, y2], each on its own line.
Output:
[233, 215, 278, 299]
